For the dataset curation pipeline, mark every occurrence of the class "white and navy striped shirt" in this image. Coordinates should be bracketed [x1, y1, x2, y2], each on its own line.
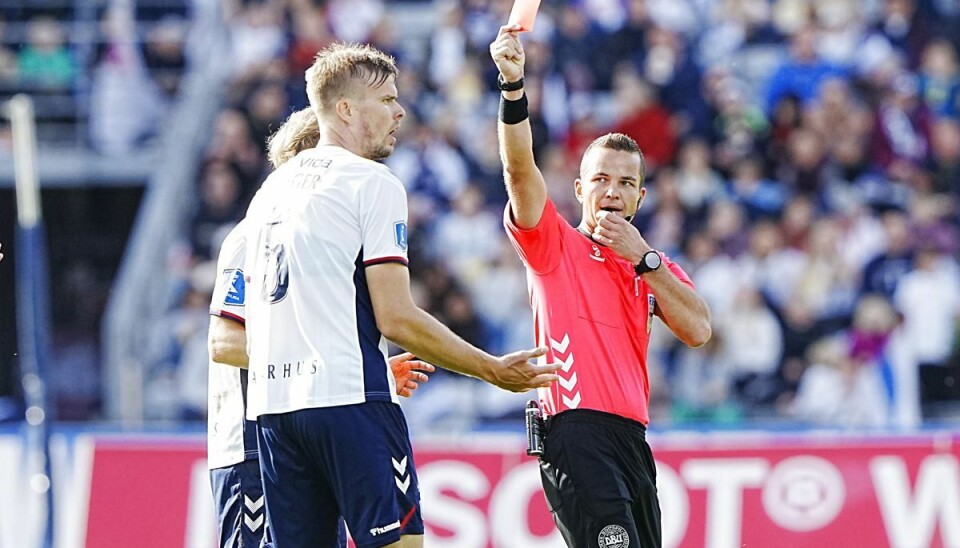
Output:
[243, 146, 408, 419]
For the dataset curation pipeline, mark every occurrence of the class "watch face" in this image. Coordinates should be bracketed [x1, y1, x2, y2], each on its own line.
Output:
[645, 252, 661, 269]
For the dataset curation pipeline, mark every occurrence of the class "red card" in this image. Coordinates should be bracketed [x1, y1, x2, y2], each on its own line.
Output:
[507, 0, 542, 32]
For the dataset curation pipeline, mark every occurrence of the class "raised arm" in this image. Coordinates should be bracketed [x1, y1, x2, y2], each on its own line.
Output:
[490, 25, 548, 229]
[366, 262, 559, 392]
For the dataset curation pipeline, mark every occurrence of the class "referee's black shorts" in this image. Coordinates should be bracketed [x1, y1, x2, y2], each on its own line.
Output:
[539, 409, 661, 548]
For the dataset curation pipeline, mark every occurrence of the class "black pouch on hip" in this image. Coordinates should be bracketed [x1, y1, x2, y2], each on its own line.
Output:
[525, 400, 545, 456]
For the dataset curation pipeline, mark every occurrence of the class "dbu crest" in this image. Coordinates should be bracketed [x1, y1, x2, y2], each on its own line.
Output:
[598, 524, 629, 548]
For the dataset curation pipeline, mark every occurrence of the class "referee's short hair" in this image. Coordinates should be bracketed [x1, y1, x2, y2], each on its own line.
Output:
[305, 42, 398, 118]
[580, 133, 647, 185]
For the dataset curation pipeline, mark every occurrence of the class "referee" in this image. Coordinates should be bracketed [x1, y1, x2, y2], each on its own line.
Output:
[491, 26, 712, 548]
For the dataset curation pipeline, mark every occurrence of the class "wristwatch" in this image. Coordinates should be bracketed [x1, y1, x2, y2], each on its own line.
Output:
[497, 74, 524, 91]
[634, 250, 662, 275]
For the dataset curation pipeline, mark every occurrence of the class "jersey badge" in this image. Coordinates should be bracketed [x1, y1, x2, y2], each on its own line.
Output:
[394, 221, 408, 251]
[224, 269, 245, 305]
[590, 244, 605, 262]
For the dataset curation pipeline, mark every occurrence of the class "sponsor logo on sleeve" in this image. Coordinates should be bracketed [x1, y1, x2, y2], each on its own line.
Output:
[224, 269, 245, 305]
[394, 221, 408, 251]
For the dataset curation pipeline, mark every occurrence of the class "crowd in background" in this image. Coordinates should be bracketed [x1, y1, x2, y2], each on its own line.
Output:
[9, 0, 959, 432]
[0, 1, 191, 149]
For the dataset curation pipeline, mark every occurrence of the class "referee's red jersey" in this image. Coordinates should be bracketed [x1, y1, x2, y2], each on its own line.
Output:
[505, 198, 695, 426]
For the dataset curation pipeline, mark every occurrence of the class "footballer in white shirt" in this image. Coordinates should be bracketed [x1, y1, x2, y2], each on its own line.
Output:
[242, 43, 559, 548]
[208, 108, 433, 548]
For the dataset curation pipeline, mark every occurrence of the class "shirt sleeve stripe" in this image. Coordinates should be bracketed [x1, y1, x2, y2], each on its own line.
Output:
[210, 309, 246, 326]
[363, 256, 409, 267]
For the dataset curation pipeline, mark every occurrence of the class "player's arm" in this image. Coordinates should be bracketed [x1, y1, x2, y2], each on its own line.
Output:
[643, 268, 712, 348]
[208, 315, 249, 368]
[491, 25, 547, 230]
[366, 262, 559, 392]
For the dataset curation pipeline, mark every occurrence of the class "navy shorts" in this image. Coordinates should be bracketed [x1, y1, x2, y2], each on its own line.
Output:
[257, 402, 423, 548]
[210, 459, 269, 548]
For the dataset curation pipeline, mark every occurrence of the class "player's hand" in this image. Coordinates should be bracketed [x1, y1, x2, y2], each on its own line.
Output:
[390, 352, 435, 398]
[490, 25, 525, 84]
[0, 242, 3, 263]
[592, 210, 651, 265]
[489, 346, 560, 393]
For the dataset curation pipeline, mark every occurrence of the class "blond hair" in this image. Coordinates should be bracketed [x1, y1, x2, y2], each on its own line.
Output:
[305, 42, 398, 117]
[266, 108, 321, 168]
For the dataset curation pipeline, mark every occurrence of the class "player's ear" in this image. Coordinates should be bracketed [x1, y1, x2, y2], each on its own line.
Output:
[574, 179, 583, 203]
[335, 99, 352, 122]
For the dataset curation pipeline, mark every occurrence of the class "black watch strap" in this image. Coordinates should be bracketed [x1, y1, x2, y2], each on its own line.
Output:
[634, 250, 662, 275]
[497, 74, 524, 91]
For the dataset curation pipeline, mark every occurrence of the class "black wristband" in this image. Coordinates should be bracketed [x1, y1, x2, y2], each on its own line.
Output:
[497, 74, 524, 91]
[499, 93, 529, 125]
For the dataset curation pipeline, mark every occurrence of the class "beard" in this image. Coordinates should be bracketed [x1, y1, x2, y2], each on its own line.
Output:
[365, 141, 393, 161]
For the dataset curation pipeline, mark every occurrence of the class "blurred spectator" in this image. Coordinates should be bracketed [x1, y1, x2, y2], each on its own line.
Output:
[611, 67, 677, 171]
[674, 138, 725, 214]
[0, 18, 17, 82]
[871, 73, 933, 185]
[813, 0, 865, 67]
[638, 168, 688, 256]
[916, 39, 960, 118]
[553, 3, 603, 92]
[739, 218, 803, 310]
[387, 119, 469, 219]
[763, 26, 847, 114]
[190, 162, 244, 261]
[727, 154, 788, 219]
[286, 6, 333, 80]
[717, 286, 784, 411]
[861, 208, 915, 298]
[467, 240, 533, 355]
[600, 0, 651, 85]
[427, 1, 468, 91]
[428, 184, 502, 281]
[141, 16, 189, 99]
[326, 0, 384, 44]
[788, 336, 886, 428]
[779, 127, 830, 197]
[872, 0, 932, 69]
[704, 198, 750, 257]
[225, 1, 286, 81]
[893, 244, 960, 370]
[670, 332, 737, 422]
[927, 117, 960, 195]
[641, 26, 706, 137]
[17, 16, 76, 88]
[89, 7, 167, 154]
[710, 73, 769, 172]
[244, 82, 289, 150]
[205, 109, 266, 193]
[697, 0, 779, 69]
[791, 217, 858, 321]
